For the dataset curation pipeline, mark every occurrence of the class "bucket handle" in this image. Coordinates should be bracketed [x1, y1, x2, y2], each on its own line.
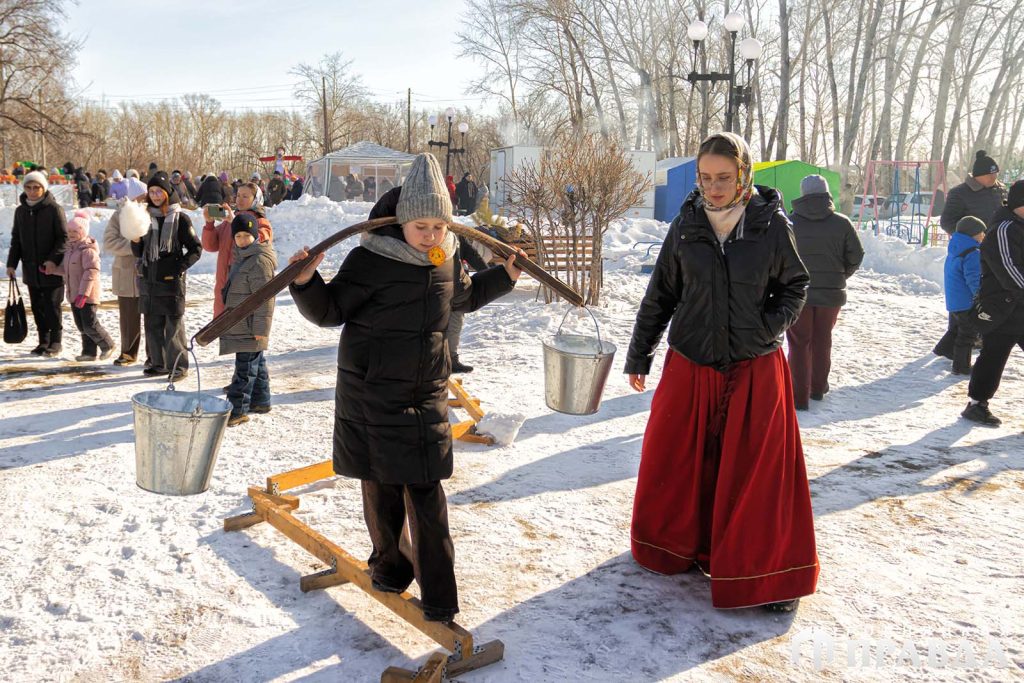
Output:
[167, 338, 203, 398]
[168, 336, 207, 494]
[555, 306, 603, 350]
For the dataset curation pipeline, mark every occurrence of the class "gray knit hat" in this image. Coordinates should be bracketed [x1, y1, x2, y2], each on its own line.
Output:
[956, 216, 986, 236]
[800, 174, 830, 197]
[396, 153, 452, 224]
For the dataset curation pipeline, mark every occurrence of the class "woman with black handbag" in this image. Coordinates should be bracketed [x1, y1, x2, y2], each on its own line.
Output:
[5, 171, 67, 356]
[962, 180, 1024, 426]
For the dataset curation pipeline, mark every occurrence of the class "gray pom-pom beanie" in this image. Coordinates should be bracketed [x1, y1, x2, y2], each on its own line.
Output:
[396, 153, 452, 224]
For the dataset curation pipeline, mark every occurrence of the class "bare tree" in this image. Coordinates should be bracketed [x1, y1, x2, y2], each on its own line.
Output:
[291, 52, 368, 155]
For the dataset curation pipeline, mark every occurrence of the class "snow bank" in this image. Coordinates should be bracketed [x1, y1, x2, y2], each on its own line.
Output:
[858, 228, 946, 294]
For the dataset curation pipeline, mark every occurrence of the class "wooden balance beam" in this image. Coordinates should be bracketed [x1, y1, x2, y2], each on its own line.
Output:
[223, 379, 504, 680]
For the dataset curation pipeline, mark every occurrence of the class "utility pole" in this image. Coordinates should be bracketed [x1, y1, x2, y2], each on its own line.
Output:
[321, 75, 330, 155]
[407, 88, 412, 153]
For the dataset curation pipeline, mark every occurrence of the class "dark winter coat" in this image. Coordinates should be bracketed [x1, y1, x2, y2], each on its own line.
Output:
[976, 207, 1024, 334]
[91, 179, 111, 203]
[790, 193, 864, 307]
[289, 187, 516, 484]
[625, 186, 809, 375]
[219, 241, 277, 355]
[265, 177, 287, 206]
[345, 177, 364, 200]
[75, 171, 91, 208]
[940, 177, 1007, 235]
[288, 178, 304, 200]
[6, 191, 67, 288]
[455, 177, 478, 213]
[130, 210, 202, 317]
[196, 176, 225, 207]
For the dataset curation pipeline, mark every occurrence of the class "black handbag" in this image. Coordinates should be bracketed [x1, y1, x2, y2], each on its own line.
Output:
[4, 277, 28, 344]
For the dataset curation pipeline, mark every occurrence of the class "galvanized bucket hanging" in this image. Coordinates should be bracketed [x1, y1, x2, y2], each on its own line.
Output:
[543, 307, 616, 415]
[131, 345, 231, 495]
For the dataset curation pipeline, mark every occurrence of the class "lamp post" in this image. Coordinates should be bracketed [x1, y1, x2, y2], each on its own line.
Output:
[685, 12, 763, 133]
[427, 106, 469, 176]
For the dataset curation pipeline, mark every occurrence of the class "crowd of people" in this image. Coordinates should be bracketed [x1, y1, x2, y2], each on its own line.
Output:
[1, 161, 304, 211]
[4, 138, 1023, 621]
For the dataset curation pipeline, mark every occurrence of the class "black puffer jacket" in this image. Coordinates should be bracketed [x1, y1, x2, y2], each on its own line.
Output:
[625, 186, 809, 375]
[196, 176, 225, 207]
[940, 177, 1006, 234]
[289, 187, 515, 484]
[130, 210, 202, 317]
[976, 207, 1024, 334]
[790, 193, 864, 307]
[75, 171, 91, 208]
[6, 191, 67, 288]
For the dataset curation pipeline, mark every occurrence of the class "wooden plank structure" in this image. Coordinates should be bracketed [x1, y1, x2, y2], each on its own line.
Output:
[448, 378, 494, 445]
[491, 233, 597, 278]
[223, 379, 503, 681]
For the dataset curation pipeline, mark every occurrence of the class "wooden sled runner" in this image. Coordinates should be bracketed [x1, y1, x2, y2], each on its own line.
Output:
[224, 379, 503, 681]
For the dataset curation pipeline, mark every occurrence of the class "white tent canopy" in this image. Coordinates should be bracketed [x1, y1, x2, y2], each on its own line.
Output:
[305, 141, 416, 203]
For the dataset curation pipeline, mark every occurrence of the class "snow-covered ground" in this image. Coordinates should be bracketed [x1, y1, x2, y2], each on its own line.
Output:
[1, 201, 1022, 681]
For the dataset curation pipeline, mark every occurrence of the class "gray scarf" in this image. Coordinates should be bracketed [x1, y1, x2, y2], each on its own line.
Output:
[359, 229, 457, 267]
[144, 203, 182, 266]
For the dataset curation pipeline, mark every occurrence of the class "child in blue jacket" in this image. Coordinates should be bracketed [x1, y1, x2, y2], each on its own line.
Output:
[944, 216, 985, 374]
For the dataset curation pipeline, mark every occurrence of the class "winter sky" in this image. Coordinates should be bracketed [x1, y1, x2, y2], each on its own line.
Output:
[65, 0, 485, 115]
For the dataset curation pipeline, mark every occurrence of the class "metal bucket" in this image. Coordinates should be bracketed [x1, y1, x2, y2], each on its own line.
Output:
[131, 354, 231, 495]
[543, 308, 617, 415]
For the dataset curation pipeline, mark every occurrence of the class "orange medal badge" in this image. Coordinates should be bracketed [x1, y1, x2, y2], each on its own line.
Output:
[428, 246, 446, 266]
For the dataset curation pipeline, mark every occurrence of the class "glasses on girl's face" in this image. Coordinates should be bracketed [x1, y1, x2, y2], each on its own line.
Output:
[700, 177, 737, 190]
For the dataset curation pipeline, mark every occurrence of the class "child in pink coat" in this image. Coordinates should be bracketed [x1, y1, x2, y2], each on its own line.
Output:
[63, 210, 114, 361]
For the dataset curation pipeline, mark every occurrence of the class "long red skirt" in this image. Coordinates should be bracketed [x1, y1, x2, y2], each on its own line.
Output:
[631, 348, 819, 608]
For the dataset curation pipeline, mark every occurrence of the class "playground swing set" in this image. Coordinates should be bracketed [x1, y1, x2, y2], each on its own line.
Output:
[859, 160, 948, 246]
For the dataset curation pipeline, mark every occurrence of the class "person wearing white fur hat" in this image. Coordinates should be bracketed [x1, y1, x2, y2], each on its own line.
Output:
[5, 171, 67, 356]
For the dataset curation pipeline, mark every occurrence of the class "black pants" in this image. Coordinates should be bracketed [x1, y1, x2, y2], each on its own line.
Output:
[118, 296, 144, 361]
[144, 313, 188, 373]
[967, 331, 1024, 402]
[950, 310, 980, 373]
[933, 312, 957, 358]
[361, 480, 458, 613]
[27, 284, 64, 347]
[72, 303, 114, 356]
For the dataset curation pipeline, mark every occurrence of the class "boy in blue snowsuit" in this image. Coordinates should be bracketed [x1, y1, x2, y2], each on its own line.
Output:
[944, 216, 985, 374]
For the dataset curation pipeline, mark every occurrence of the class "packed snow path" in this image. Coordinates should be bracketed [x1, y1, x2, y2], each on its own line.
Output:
[0, 203, 1021, 681]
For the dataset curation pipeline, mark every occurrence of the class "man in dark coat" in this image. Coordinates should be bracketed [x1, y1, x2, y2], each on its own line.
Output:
[91, 170, 111, 203]
[454, 172, 478, 215]
[345, 173, 364, 201]
[786, 175, 864, 409]
[962, 180, 1024, 426]
[196, 173, 225, 207]
[289, 153, 519, 623]
[5, 171, 67, 355]
[265, 171, 287, 206]
[287, 176, 304, 200]
[935, 151, 1008, 358]
[74, 168, 92, 208]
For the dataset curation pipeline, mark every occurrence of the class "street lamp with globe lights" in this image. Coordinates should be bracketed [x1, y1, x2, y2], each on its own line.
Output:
[685, 12, 762, 133]
[427, 107, 469, 176]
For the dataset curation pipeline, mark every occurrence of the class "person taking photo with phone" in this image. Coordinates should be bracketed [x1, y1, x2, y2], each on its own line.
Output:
[202, 181, 273, 318]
